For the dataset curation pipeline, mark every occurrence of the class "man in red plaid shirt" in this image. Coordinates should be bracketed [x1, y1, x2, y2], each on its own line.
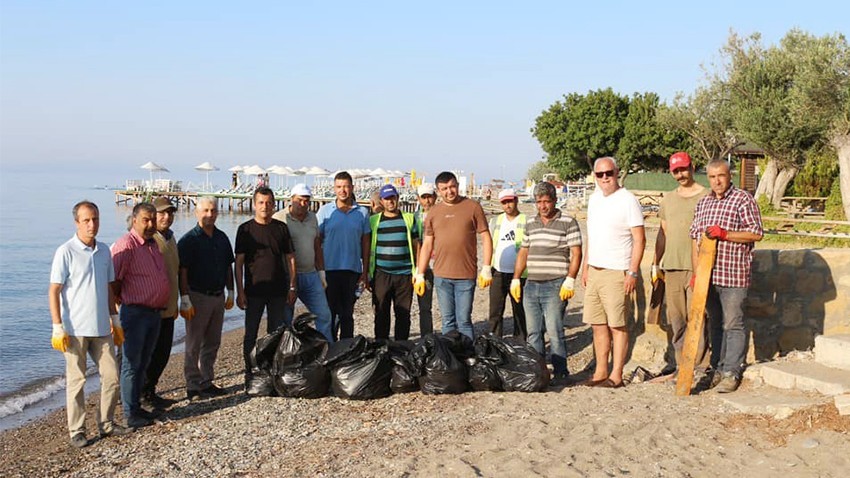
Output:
[690, 159, 763, 393]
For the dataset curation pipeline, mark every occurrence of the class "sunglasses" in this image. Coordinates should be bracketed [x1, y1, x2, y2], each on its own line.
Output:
[594, 170, 616, 178]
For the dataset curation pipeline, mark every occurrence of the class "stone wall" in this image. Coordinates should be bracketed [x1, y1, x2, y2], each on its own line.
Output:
[630, 248, 850, 369]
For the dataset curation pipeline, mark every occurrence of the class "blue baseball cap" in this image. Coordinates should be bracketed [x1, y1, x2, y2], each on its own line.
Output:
[379, 184, 399, 199]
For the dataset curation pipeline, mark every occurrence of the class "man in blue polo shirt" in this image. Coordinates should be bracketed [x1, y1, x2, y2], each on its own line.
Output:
[368, 184, 420, 340]
[49, 200, 130, 448]
[177, 196, 235, 400]
[317, 171, 371, 340]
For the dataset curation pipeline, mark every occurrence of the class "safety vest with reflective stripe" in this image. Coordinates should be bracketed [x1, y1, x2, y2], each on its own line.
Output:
[369, 212, 416, 278]
[490, 213, 527, 278]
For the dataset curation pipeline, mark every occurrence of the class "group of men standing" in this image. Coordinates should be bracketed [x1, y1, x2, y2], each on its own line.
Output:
[49, 156, 762, 447]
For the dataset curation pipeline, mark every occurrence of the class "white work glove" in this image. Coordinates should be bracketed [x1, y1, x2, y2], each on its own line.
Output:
[509, 279, 522, 302]
[413, 272, 426, 297]
[651, 265, 664, 284]
[51, 323, 69, 353]
[225, 288, 234, 310]
[477, 266, 493, 288]
[559, 276, 576, 301]
[110, 314, 124, 347]
[180, 294, 195, 320]
[318, 270, 327, 289]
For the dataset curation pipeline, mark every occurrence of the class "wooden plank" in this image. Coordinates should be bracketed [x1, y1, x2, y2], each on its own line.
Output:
[675, 236, 717, 396]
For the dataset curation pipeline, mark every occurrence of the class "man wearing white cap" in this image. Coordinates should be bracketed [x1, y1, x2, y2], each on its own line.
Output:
[486, 189, 527, 339]
[273, 183, 334, 341]
[414, 183, 436, 335]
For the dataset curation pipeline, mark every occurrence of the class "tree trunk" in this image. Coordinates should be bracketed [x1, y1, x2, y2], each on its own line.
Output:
[755, 158, 778, 202]
[771, 165, 798, 209]
[833, 134, 850, 220]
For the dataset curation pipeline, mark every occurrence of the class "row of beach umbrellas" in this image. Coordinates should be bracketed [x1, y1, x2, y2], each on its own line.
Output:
[140, 161, 408, 184]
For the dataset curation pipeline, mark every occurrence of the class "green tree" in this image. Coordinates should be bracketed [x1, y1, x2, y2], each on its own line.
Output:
[531, 88, 629, 180]
[617, 92, 689, 173]
[790, 149, 839, 197]
[525, 160, 557, 182]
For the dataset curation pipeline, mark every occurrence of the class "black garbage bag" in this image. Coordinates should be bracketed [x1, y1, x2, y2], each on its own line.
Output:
[387, 340, 419, 394]
[322, 336, 393, 400]
[407, 334, 469, 395]
[272, 313, 330, 398]
[442, 330, 475, 360]
[468, 335, 505, 392]
[246, 325, 288, 397]
[496, 337, 550, 392]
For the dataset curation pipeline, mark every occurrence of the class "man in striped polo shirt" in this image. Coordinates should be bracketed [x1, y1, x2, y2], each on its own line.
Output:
[368, 184, 420, 340]
[511, 182, 582, 384]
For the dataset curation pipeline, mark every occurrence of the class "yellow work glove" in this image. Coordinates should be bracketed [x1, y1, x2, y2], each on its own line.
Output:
[318, 270, 327, 289]
[559, 276, 576, 301]
[110, 314, 124, 347]
[52, 323, 69, 353]
[477, 266, 493, 289]
[180, 294, 195, 320]
[413, 272, 426, 297]
[509, 279, 522, 302]
[225, 289, 235, 310]
[650, 265, 664, 285]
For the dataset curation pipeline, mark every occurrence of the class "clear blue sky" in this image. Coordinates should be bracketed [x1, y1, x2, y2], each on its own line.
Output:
[1, 1, 847, 186]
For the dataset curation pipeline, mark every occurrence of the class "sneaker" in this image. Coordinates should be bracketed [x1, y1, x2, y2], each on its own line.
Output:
[70, 433, 89, 449]
[143, 393, 177, 410]
[695, 369, 722, 391]
[100, 423, 134, 438]
[187, 389, 203, 402]
[202, 384, 228, 397]
[127, 414, 153, 429]
[549, 372, 573, 387]
[715, 373, 741, 394]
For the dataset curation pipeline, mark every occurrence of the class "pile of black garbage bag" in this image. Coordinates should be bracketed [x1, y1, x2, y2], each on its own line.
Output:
[246, 313, 550, 400]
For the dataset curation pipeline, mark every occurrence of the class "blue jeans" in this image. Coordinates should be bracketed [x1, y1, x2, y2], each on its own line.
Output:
[434, 277, 475, 339]
[523, 279, 568, 375]
[706, 286, 747, 376]
[120, 305, 162, 416]
[297, 271, 334, 342]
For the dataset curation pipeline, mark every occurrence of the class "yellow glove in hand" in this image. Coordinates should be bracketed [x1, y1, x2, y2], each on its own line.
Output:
[478, 266, 493, 289]
[413, 273, 426, 297]
[509, 279, 522, 302]
[52, 323, 69, 353]
[110, 314, 124, 347]
[650, 265, 664, 285]
[559, 276, 576, 301]
[180, 294, 195, 321]
[225, 289, 234, 310]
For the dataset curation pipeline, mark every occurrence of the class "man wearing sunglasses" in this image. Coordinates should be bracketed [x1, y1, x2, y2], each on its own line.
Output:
[653, 152, 709, 381]
[581, 157, 645, 388]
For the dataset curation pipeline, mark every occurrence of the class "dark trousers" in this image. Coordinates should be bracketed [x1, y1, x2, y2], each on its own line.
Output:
[489, 271, 527, 340]
[142, 316, 175, 396]
[326, 270, 360, 340]
[243, 295, 291, 373]
[417, 269, 434, 336]
[373, 270, 413, 340]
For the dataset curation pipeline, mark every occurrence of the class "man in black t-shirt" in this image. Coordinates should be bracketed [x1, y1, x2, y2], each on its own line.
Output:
[235, 187, 297, 383]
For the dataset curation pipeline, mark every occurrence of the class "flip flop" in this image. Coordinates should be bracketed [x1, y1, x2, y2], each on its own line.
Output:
[577, 378, 606, 387]
[593, 378, 624, 389]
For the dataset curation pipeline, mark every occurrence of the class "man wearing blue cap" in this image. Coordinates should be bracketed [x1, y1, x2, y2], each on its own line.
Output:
[368, 184, 420, 340]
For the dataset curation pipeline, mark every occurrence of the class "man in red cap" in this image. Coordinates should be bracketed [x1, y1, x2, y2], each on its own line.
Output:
[652, 152, 708, 380]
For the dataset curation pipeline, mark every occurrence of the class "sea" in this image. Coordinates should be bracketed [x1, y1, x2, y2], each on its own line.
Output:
[0, 169, 252, 431]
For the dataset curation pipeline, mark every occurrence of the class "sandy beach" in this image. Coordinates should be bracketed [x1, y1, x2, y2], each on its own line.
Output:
[2, 274, 849, 477]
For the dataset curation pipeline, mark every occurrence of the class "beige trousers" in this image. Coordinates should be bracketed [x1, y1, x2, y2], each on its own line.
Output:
[64, 335, 120, 437]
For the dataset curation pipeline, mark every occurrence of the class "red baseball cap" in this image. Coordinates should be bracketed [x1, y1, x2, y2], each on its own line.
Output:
[669, 152, 692, 172]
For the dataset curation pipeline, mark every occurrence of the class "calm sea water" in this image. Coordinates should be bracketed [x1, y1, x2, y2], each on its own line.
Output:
[0, 170, 251, 424]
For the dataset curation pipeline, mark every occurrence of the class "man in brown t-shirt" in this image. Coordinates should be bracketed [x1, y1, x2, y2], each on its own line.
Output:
[415, 171, 492, 339]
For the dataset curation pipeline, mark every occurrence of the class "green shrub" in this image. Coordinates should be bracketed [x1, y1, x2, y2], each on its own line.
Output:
[825, 180, 847, 221]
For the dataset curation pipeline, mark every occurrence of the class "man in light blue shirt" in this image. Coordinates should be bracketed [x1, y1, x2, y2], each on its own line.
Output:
[49, 200, 130, 448]
[317, 171, 371, 340]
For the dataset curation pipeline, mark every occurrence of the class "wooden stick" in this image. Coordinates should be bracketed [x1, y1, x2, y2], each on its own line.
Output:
[675, 235, 717, 396]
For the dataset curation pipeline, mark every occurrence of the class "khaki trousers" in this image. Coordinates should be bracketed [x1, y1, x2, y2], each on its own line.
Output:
[64, 335, 120, 437]
[184, 291, 225, 392]
[665, 270, 708, 369]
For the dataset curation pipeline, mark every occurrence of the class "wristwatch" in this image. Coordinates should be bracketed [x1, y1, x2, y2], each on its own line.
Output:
[289, 286, 296, 291]
[627, 271, 639, 278]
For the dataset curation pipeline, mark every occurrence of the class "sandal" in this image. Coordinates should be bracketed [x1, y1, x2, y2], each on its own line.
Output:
[593, 378, 624, 389]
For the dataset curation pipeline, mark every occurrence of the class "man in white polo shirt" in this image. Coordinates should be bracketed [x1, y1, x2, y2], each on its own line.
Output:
[581, 157, 645, 388]
[49, 200, 131, 448]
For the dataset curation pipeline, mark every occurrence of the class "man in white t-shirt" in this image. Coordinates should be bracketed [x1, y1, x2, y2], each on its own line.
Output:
[485, 189, 527, 339]
[581, 157, 645, 388]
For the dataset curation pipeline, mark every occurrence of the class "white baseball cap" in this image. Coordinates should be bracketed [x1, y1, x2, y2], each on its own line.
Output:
[498, 189, 517, 202]
[417, 183, 436, 196]
[291, 183, 312, 197]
